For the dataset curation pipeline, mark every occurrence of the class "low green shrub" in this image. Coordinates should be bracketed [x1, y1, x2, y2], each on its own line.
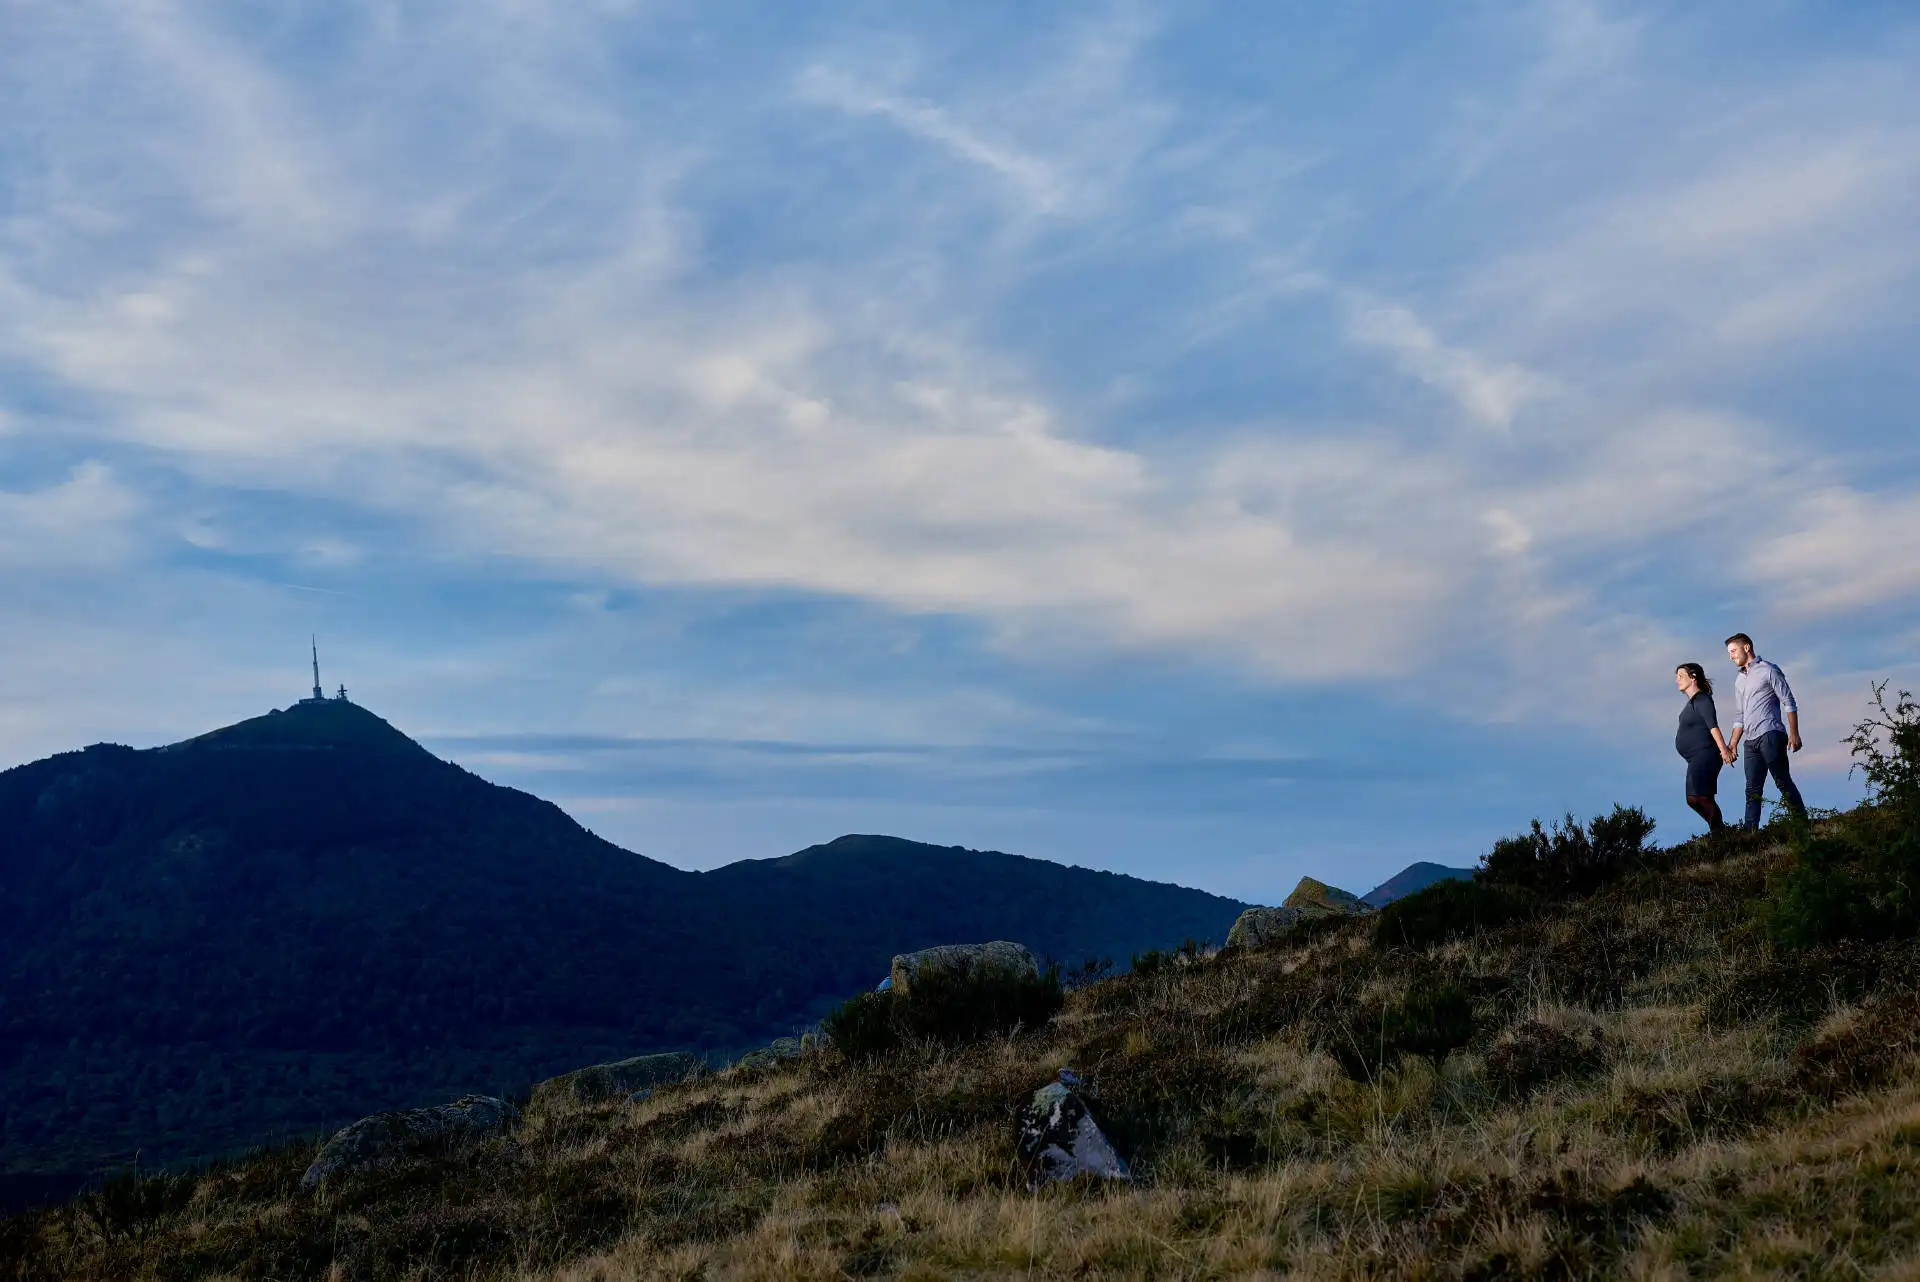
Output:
[819, 990, 900, 1061]
[75, 1166, 197, 1244]
[1479, 805, 1656, 899]
[1327, 979, 1474, 1080]
[820, 965, 1064, 1061]
[1373, 877, 1536, 950]
[1483, 1019, 1606, 1097]
[1763, 683, 1920, 948]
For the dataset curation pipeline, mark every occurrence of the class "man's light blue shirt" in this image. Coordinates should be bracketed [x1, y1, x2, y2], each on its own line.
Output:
[1732, 657, 1798, 740]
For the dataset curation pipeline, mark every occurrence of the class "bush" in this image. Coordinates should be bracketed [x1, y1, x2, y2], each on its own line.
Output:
[1764, 683, 1920, 947]
[1131, 938, 1203, 976]
[1373, 878, 1536, 951]
[820, 965, 1065, 1061]
[819, 990, 901, 1061]
[1479, 805, 1657, 899]
[1328, 979, 1474, 1080]
[1483, 1019, 1606, 1097]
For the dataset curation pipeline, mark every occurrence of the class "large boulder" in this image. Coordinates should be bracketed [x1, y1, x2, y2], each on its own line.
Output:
[1018, 1070, 1129, 1189]
[1228, 877, 1371, 950]
[300, 1094, 518, 1190]
[1284, 876, 1371, 917]
[530, 1051, 704, 1111]
[890, 941, 1038, 997]
[1225, 905, 1306, 949]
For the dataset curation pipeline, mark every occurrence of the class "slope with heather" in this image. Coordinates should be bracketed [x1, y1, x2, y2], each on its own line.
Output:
[13, 800, 1920, 1279]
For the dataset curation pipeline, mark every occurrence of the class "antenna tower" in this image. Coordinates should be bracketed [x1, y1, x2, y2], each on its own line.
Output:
[310, 636, 324, 702]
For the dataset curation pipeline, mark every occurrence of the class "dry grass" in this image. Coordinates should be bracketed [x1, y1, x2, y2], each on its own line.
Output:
[10, 833, 1920, 1279]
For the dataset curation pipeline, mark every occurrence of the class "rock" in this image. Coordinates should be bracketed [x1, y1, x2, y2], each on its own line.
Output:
[890, 941, 1038, 997]
[734, 1034, 809, 1071]
[1283, 876, 1371, 917]
[300, 1094, 518, 1190]
[1018, 1070, 1128, 1189]
[1229, 877, 1372, 950]
[530, 1051, 704, 1111]
[1226, 905, 1306, 949]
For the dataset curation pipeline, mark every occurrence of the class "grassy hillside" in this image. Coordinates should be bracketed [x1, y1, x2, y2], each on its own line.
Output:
[6, 820, 1919, 1278]
[8, 686, 1915, 1279]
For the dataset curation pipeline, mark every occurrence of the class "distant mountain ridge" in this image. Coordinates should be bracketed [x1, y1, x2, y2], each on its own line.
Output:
[1362, 860, 1478, 907]
[0, 699, 1246, 1181]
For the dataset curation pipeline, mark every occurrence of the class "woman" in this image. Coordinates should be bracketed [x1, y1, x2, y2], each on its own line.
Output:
[1675, 662, 1729, 833]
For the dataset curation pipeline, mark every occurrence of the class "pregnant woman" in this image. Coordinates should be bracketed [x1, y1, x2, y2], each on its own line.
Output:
[1675, 662, 1730, 834]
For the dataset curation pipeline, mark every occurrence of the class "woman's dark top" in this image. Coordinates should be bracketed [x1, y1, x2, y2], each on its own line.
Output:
[1676, 690, 1721, 760]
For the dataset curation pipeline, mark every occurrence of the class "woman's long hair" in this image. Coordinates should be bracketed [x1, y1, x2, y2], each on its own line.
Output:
[1677, 662, 1713, 696]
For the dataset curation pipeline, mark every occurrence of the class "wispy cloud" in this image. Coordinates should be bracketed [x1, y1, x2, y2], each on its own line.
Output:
[2, 0, 1917, 882]
[798, 67, 1068, 213]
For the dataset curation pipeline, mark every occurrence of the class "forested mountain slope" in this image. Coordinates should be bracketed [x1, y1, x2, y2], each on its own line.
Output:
[0, 700, 1244, 1182]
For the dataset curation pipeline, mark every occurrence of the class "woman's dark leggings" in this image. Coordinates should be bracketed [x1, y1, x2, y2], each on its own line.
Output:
[1687, 795, 1725, 832]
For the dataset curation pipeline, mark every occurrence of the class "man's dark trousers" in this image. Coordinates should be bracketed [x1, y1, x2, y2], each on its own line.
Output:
[1743, 730, 1807, 829]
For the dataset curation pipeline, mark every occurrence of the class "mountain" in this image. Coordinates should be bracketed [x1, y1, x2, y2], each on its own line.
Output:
[1361, 860, 1477, 907]
[0, 699, 1246, 1183]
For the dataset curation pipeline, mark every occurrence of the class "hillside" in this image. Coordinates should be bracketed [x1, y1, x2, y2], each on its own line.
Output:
[0, 699, 1245, 1183]
[12, 797, 1920, 1280]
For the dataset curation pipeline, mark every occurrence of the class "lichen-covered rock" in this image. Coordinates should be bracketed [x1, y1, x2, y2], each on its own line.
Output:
[1018, 1071, 1128, 1189]
[1284, 876, 1371, 917]
[530, 1051, 704, 1111]
[1228, 879, 1370, 949]
[300, 1095, 518, 1190]
[733, 1032, 817, 1071]
[1226, 904, 1306, 949]
[890, 941, 1038, 997]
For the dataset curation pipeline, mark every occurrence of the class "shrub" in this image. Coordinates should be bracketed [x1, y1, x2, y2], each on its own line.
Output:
[1484, 1019, 1607, 1097]
[1328, 979, 1474, 1080]
[75, 1166, 197, 1244]
[820, 965, 1064, 1061]
[1479, 805, 1657, 899]
[1763, 683, 1920, 947]
[1130, 948, 1172, 977]
[820, 990, 901, 1061]
[1373, 878, 1536, 951]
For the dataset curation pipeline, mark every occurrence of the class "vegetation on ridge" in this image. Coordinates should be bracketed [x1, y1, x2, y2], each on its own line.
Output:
[4, 685, 1919, 1279]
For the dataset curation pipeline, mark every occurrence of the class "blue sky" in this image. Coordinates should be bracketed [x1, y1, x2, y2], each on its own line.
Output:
[3, 1, 1918, 904]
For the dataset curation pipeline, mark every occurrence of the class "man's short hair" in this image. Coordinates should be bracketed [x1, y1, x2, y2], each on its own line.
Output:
[1725, 632, 1754, 649]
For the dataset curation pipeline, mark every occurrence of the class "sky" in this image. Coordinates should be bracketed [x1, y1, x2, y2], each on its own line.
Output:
[2, 1, 1918, 905]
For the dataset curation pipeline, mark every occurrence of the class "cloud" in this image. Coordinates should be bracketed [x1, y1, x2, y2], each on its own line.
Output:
[797, 66, 1068, 213]
[1343, 297, 1550, 430]
[1751, 489, 1920, 615]
[1, 0, 1917, 742]
[0, 464, 143, 570]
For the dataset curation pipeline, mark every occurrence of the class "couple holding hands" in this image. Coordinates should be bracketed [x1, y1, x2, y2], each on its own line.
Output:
[1673, 632, 1807, 834]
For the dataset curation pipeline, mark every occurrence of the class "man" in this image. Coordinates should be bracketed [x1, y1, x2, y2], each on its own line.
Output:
[1722, 633, 1807, 829]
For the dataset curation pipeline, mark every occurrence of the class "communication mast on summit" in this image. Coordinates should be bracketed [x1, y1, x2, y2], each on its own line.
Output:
[303, 638, 350, 704]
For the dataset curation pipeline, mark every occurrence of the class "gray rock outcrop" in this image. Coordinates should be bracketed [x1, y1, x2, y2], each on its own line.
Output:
[733, 1030, 819, 1071]
[890, 941, 1038, 996]
[1226, 904, 1306, 949]
[1018, 1070, 1129, 1189]
[530, 1051, 704, 1111]
[1284, 876, 1371, 916]
[1228, 876, 1372, 949]
[300, 1094, 518, 1190]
